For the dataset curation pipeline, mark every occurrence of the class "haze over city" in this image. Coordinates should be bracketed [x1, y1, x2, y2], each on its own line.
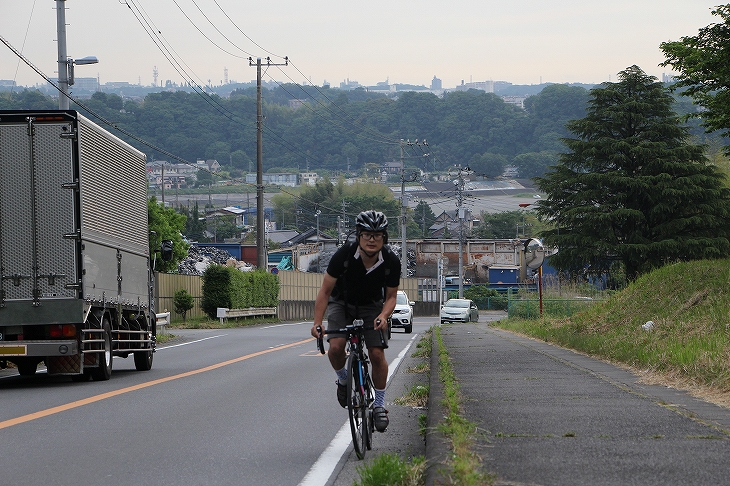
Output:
[0, 1, 720, 92]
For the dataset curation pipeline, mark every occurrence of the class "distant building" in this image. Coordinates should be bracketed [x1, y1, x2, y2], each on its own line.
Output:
[381, 160, 403, 175]
[428, 209, 476, 238]
[103, 81, 134, 89]
[197, 159, 221, 172]
[299, 172, 319, 186]
[431, 76, 442, 90]
[147, 160, 199, 188]
[72, 77, 99, 92]
[207, 206, 248, 226]
[339, 78, 362, 90]
[502, 96, 527, 109]
[245, 172, 298, 187]
[455, 80, 494, 93]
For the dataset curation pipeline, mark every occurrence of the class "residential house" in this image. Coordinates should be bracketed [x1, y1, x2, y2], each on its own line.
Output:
[299, 172, 319, 186]
[428, 209, 475, 238]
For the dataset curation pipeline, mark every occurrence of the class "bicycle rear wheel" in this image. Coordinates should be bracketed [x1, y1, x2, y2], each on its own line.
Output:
[346, 353, 368, 459]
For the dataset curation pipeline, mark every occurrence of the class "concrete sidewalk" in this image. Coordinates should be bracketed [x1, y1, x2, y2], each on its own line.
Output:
[426, 314, 730, 485]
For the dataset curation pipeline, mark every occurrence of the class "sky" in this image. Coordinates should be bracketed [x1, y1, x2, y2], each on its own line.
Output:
[0, 1, 721, 91]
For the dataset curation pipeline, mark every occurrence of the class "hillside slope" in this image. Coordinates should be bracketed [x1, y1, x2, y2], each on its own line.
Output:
[497, 259, 730, 400]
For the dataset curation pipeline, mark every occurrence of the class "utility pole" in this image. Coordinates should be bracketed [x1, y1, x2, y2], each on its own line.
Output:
[249, 57, 288, 270]
[56, 0, 97, 109]
[56, 0, 69, 109]
[399, 139, 423, 279]
[160, 161, 165, 207]
[449, 165, 473, 298]
[400, 140, 407, 279]
[340, 198, 349, 244]
[315, 210, 321, 272]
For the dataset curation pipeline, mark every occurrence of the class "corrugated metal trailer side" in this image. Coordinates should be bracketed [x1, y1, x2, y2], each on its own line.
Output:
[0, 111, 155, 379]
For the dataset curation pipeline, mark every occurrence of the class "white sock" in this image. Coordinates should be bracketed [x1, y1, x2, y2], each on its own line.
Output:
[335, 366, 347, 384]
[374, 388, 386, 408]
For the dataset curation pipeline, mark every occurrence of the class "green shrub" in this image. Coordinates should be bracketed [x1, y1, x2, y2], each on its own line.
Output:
[464, 285, 507, 310]
[201, 265, 279, 319]
[173, 288, 195, 321]
[201, 265, 233, 318]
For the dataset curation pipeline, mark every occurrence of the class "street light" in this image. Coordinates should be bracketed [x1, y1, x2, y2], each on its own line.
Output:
[517, 203, 533, 238]
[68, 56, 98, 85]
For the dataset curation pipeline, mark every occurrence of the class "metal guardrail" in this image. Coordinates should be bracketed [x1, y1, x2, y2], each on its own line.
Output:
[216, 307, 278, 326]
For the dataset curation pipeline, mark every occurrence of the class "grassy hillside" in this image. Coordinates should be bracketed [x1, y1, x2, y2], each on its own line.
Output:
[495, 259, 730, 394]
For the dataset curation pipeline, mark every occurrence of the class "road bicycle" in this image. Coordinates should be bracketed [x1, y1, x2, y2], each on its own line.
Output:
[316, 319, 379, 460]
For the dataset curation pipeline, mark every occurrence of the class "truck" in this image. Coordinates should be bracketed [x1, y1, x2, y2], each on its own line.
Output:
[0, 110, 169, 381]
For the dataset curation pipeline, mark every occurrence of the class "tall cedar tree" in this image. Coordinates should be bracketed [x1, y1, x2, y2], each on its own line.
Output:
[661, 5, 730, 153]
[534, 66, 730, 281]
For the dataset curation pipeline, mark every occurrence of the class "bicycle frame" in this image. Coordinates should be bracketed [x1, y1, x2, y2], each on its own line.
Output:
[316, 319, 376, 459]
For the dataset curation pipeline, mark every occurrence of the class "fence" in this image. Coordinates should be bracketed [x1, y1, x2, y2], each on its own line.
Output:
[155, 270, 427, 322]
[155, 273, 205, 319]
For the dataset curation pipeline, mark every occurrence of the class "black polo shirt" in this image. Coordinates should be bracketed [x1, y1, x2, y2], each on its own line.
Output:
[326, 242, 401, 305]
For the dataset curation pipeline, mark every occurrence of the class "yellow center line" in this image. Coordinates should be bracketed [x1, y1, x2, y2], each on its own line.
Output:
[0, 337, 314, 430]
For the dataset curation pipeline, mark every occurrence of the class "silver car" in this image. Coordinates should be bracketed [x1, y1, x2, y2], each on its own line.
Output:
[440, 298, 479, 323]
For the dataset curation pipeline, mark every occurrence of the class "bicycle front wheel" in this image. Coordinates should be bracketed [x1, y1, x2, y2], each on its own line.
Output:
[346, 353, 368, 460]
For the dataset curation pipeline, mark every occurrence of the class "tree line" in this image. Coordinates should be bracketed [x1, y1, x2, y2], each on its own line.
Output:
[1, 78, 720, 184]
[0, 82, 597, 180]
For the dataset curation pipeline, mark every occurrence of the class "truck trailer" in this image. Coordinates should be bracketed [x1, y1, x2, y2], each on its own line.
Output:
[0, 110, 166, 381]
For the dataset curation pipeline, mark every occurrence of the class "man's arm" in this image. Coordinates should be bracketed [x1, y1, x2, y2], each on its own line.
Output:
[375, 286, 398, 331]
[311, 273, 337, 338]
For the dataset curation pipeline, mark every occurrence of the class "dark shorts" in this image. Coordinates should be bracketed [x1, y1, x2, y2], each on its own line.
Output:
[326, 299, 389, 349]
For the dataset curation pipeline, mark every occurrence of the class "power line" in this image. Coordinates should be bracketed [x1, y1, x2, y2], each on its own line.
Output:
[170, 0, 248, 59]
[211, 0, 286, 60]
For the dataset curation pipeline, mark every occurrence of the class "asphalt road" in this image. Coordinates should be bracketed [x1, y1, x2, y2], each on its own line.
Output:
[0, 320, 430, 486]
[6, 315, 730, 485]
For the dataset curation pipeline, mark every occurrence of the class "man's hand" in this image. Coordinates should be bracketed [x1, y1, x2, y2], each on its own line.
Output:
[311, 324, 323, 339]
[374, 316, 387, 331]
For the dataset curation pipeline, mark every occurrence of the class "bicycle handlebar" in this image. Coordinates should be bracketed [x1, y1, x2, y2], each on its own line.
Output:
[316, 318, 384, 354]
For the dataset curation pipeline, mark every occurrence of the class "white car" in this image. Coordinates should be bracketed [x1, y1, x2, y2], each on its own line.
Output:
[389, 290, 414, 334]
[440, 298, 479, 323]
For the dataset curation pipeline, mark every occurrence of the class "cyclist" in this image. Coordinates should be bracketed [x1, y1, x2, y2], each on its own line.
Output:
[311, 210, 401, 432]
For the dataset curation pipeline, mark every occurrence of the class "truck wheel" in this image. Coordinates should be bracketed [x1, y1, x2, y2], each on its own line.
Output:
[134, 350, 153, 371]
[91, 318, 113, 381]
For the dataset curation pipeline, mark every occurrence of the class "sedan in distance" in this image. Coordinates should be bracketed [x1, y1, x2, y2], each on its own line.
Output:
[440, 298, 479, 323]
[390, 290, 414, 333]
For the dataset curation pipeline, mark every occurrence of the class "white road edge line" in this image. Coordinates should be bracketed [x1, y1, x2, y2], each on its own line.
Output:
[298, 332, 419, 486]
[262, 321, 310, 329]
[157, 334, 226, 349]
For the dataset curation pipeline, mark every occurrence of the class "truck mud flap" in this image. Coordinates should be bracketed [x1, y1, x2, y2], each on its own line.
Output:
[47, 354, 81, 374]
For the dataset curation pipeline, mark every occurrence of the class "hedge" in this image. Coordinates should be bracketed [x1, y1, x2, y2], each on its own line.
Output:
[201, 265, 280, 319]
